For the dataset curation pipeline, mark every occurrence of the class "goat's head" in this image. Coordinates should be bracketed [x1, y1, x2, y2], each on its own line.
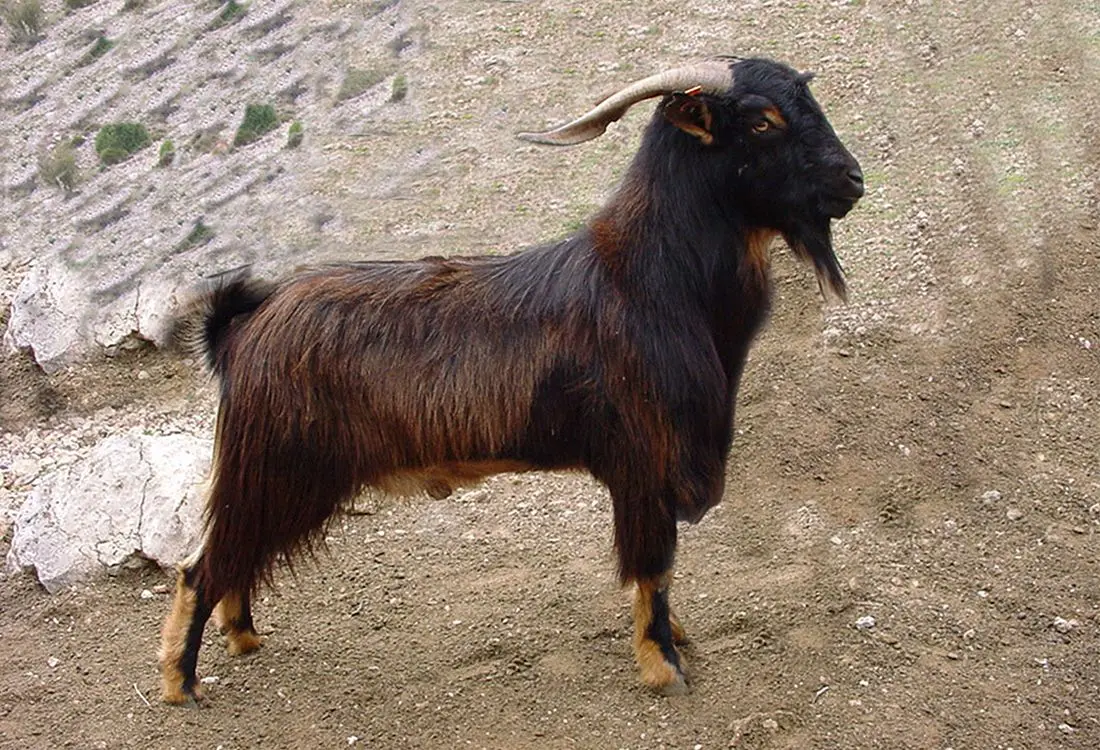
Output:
[519, 57, 863, 298]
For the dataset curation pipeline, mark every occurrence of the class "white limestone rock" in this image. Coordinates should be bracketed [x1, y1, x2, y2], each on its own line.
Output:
[6, 430, 211, 592]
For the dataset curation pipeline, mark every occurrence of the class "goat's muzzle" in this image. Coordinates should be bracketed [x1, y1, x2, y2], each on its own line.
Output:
[821, 164, 864, 219]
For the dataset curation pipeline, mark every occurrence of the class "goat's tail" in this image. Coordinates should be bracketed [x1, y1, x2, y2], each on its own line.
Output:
[170, 270, 276, 374]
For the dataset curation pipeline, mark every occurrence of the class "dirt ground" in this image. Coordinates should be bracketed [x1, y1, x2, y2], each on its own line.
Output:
[2, 0, 1099, 748]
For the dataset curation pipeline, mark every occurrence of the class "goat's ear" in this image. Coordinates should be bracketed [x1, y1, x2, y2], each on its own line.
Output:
[663, 92, 715, 145]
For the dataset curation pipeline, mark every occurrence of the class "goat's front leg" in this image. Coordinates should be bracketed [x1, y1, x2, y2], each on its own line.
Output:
[632, 573, 689, 695]
[610, 484, 688, 694]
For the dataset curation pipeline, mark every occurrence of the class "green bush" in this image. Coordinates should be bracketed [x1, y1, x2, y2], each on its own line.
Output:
[181, 219, 214, 249]
[76, 33, 113, 66]
[286, 120, 303, 149]
[38, 143, 79, 192]
[233, 103, 278, 147]
[2, 0, 44, 46]
[212, 1, 246, 28]
[94, 122, 151, 165]
[390, 73, 408, 102]
[89, 34, 112, 57]
[158, 139, 175, 167]
[337, 66, 389, 101]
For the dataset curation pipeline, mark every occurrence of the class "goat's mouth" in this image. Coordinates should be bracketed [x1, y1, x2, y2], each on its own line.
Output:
[820, 194, 860, 219]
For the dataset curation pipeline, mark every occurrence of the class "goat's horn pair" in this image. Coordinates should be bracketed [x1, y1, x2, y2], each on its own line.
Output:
[517, 61, 735, 147]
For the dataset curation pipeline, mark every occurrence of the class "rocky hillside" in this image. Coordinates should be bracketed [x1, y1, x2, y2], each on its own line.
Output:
[1, 0, 427, 371]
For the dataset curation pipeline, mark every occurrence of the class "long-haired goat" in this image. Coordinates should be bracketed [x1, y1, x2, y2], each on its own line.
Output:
[159, 56, 863, 703]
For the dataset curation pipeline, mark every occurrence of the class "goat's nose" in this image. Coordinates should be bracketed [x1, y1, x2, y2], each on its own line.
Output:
[845, 166, 865, 198]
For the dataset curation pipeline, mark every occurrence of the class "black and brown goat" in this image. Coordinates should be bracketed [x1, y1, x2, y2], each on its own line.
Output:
[159, 56, 863, 703]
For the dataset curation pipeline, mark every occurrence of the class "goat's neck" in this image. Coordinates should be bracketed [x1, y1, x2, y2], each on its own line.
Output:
[593, 149, 772, 321]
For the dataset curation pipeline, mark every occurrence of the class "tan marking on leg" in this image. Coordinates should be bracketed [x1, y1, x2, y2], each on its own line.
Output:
[158, 570, 204, 704]
[632, 577, 688, 695]
[669, 609, 688, 645]
[214, 592, 263, 656]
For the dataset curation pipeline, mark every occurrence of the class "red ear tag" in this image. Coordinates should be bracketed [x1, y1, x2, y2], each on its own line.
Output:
[683, 85, 703, 96]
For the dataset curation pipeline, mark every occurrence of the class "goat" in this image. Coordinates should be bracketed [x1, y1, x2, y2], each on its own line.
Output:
[159, 56, 863, 703]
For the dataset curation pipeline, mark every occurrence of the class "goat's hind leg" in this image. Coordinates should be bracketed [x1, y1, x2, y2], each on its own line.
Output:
[633, 573, 689, 695]
[159, 562, 215, 705]
[214, 589, 262, 656]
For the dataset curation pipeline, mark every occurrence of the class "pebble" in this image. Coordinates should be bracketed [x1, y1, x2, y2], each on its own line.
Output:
[1006, 508, 1024, 521]
[140, 589, 154, 600]
[9, 457, 39, 486]
[1052, 617, 1079, 634]
[48, 657, 60, 668]
[980, 490, 1002, 505]
[855, 615, 876, 630]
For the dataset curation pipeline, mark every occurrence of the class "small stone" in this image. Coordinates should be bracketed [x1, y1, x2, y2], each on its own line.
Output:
[9, 457, 39, 486]
[1052, 617, 1079, 634]
[761, 718, 779, 730]
[137, 370, 150, 381]
[855, 615, 876, 630]
[1058, 723, 1077, 734]
[963, 628, 976, 641]
[946, 651, 960, 660]
[47, 657, 60, 668]
[200, 675, 219, 684]
[981, 490, 1002, 505]
[1006, 508, 1024, 521]
[140, 589, 154, 600]
[152, 584, 169, 594]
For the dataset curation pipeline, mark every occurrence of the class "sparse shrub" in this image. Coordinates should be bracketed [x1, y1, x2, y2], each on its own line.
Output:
[233, 103, 278, 147]
[94, 122, 151, 165]
[211, 0, 246, 28]
[2, 0, 44, 46]
[89, 34, 112, 57]
[188, 125, 226, 155]
[286, 120, 303, 149]
[76, 32, 113, 66]
[337, 66, 389, 101]
[158, 139, 175, 167]
[64, 0, 96, 9]
[38, 142, 79, 192]
[122, 0, 145, 9]
[181, 219, 214, 249]
[390, 73, 408, 102]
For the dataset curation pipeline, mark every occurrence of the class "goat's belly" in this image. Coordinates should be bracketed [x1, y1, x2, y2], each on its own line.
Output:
[375, 459, 535, 499]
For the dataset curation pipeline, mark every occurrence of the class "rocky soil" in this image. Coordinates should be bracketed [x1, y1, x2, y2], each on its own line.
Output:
[1, 0, 1099, 748]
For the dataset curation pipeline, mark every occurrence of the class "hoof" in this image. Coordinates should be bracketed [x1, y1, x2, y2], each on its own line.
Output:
[658, 672, 690, 696]
[226, 630, 263, 656]
[161, 680, 205, 706]
[637, 641, 690, 695]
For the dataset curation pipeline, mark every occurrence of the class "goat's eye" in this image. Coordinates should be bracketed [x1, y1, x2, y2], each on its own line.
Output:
[752, 119, 771, 134]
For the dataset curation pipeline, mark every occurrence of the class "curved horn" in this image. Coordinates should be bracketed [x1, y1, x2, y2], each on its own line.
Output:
[517, 61, 735, 147]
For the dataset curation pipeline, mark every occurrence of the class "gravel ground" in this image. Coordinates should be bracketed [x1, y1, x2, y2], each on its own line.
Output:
[2, 0, 1099, 748]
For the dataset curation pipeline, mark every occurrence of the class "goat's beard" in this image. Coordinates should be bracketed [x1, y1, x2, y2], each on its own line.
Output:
[784, 219, 847, 302]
